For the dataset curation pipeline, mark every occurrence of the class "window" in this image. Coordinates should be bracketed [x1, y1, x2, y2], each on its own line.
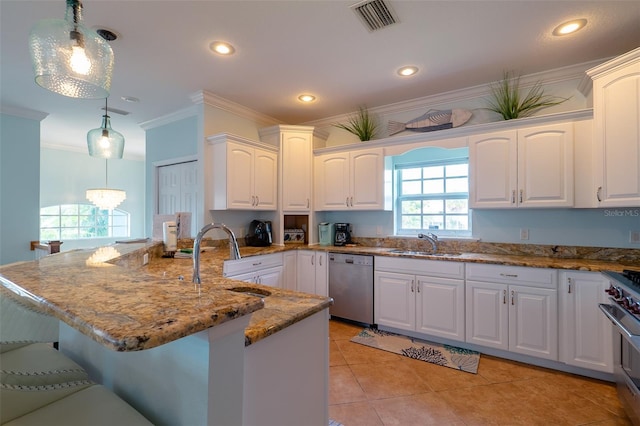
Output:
[40, 204, 130, 240]
[395, 159, 470, 236]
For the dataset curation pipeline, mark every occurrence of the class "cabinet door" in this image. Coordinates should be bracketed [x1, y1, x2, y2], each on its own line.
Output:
[226, 143, 255, 209]
[508, 285, 558, 360]
[228, 271, 257, 284]
[315, 153, 350, 210]
[314, 252, 328, 297]
[374, 271, 415, 331]
[253, 148, 277, 210]
[593, 64, 640, 207]
[465, 280, 508, 350]
[469, 130, 518, 208]
[351, 149, 384, 209]
[296, 250, 317, 294]
[282, 133, 312, 211]
[256, 266, 283, 288]
[416, 276, 465, 342]
[518, 123, 574, 207]
[560, 271, 613, 372]
[282, 251, 297, 291]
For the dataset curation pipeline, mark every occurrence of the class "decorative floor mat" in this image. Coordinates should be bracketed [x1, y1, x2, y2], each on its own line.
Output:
[351, 328, 480, 374]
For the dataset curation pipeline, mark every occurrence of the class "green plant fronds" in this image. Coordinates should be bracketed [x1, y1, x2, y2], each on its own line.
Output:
[333, 106, 378, 141]
[486, 71, 571, 120]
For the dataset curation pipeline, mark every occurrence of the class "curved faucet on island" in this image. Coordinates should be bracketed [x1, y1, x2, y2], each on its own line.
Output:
[193, 223, 241, 284]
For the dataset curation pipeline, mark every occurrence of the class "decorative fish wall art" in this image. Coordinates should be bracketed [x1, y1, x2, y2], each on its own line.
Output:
[387, 109, 473, 136]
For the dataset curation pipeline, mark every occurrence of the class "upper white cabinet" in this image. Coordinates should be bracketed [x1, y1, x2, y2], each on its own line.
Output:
[469, 122, 574, 208]
[260, 126, 314, 212]
[587, 48, 640, 207]
[208, 134, 278, 210]
[315, 147, 384, 210]
[559, 271, 613, 373]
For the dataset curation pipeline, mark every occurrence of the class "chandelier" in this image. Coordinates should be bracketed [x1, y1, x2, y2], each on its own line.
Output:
[28, 0, 114, 99]
[86, 159, 126, 210]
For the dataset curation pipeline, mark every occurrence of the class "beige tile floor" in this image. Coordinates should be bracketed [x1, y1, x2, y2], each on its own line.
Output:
[329, 320, 632, 426]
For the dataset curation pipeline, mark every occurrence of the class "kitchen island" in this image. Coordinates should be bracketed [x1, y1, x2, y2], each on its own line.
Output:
[0, 242, 333, 426]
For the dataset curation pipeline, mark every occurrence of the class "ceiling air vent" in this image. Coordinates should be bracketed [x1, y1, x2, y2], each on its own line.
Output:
[101, 106, 130, 116]
[351, 0, 398, 32]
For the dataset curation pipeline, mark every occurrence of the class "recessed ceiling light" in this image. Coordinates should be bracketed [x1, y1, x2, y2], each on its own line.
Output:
[298, 94, 316, 103]
[552, 19, 587, 36]
[397, 66, 419, 77]
[209, 41, 235, 55]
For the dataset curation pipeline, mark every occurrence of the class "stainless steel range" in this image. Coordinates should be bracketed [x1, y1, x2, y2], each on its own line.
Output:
[599, 269, 640, 424]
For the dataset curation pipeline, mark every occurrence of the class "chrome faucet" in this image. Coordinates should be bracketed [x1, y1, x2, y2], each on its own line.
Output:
[192, 223, 241, 285]
[418, 232, 438, 253]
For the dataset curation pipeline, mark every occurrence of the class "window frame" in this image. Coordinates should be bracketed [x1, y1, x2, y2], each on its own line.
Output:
[395, 158, 471, 237]
[40, 204, 130, 240]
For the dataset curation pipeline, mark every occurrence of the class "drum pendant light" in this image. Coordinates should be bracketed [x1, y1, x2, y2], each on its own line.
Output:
[28, 0, 114, 99]
[86, 159, 126, 211]
[87, 97, 125, 159]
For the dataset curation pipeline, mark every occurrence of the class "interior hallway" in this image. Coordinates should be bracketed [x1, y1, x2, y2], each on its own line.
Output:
[328, 320, 631, 426]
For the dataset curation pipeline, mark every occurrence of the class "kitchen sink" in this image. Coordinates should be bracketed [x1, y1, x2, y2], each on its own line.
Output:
[229, 287, 272, 297]
[387, 249, 460, 257]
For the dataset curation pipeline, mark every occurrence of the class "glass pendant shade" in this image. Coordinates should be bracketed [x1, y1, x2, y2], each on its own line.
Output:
[86, 188, 126, 210]
[87, 114, 125, 159]
[28, 0, 114, 99]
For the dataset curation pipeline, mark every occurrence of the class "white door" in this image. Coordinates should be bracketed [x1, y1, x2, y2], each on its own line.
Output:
[227, 143, 254, 209]
[157, 161, 198, 237]
[508, 285, 558, 360]
[253, 148, 277, 210]
[469, 130, 517, 208]
[374, 271, 414, 331]
[517, 123, 574, 207]
[416, 276, 465, 342]
[314, 252, 328, 297]
[315, 153, 350, 210]
[466, 281, 508, 350]
[282, 251, 297, 291]
[560, 271, 613, 372]
[296, 250, 316, 294]
[282, 133, 312, 211]
[256, 266, 283, 288]
[350, 149, 384, 209]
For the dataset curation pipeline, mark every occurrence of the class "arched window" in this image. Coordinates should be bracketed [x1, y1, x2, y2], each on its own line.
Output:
[40, 204, 130, 240]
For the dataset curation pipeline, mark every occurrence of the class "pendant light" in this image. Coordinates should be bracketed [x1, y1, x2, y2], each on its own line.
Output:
[87, 97, 125, 159]
[86, 159, 126, 210]
[28, 0, 114, 99]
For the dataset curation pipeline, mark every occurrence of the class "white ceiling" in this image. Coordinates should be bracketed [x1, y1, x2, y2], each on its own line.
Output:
[1, 1, 639, 159]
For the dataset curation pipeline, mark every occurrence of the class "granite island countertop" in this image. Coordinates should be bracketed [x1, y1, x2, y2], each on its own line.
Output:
[0, 242, 331, 351]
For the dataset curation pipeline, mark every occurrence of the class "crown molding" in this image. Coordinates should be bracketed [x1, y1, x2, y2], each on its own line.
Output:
[139, 105, 199, 130]
[192, 90, 282, 127]
[0, 105, 48, 121]
[304, 57, 607, 127]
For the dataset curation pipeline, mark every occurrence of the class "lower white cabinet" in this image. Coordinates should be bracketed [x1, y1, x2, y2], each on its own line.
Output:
[375, 257, 465, 342]
[224, 253, 284, 288]
[559, 271, 613, 373]
[282, 251, 297, 291]
[465, 264, 558, 360]
[296, 250, 328, 296]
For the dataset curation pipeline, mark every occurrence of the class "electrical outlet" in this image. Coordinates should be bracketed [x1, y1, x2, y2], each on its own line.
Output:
[143, 253, 149, 265]
[630, 230, 640, 244]
[376, 226, 383, 236]
[520, 228, 529, 240]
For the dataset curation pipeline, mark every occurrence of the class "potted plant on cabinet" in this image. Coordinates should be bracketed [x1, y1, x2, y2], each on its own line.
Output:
[333, 106, 378, 141]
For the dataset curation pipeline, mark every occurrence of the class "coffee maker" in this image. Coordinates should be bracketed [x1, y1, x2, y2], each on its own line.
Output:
[334, 223, 352, 246]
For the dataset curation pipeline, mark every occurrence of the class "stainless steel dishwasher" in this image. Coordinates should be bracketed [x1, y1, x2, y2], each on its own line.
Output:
[328, 252, 374, 325]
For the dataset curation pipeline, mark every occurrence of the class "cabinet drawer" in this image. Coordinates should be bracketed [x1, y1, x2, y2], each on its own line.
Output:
[466, 263, 557, 289]
[375, 256, 464, 279]
[223, 253, 283, 277]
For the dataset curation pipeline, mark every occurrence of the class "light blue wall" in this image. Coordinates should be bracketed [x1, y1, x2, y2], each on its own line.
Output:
[0, 113, 40, 265]
[145, 114, 199, 236]
[40, 148, 146, 250]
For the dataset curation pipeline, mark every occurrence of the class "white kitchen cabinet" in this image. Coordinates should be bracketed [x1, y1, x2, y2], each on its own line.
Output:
[559, 271, 613, 373]
[224, 253, 283, 288]
[208, 134, 278, 210]
[296, 250, 328, 296]
[282, 251, 297, 291]
[375, 256, 465, 342]
[315, 147, 384, 210]
[587, 48, 640, 207]
[465, 264, 558, 360]
[469, 122, 574, 208]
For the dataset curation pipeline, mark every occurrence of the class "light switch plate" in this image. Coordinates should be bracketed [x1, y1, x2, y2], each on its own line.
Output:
[520, 228, 529, 240]
[630, 230, 640, 244]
